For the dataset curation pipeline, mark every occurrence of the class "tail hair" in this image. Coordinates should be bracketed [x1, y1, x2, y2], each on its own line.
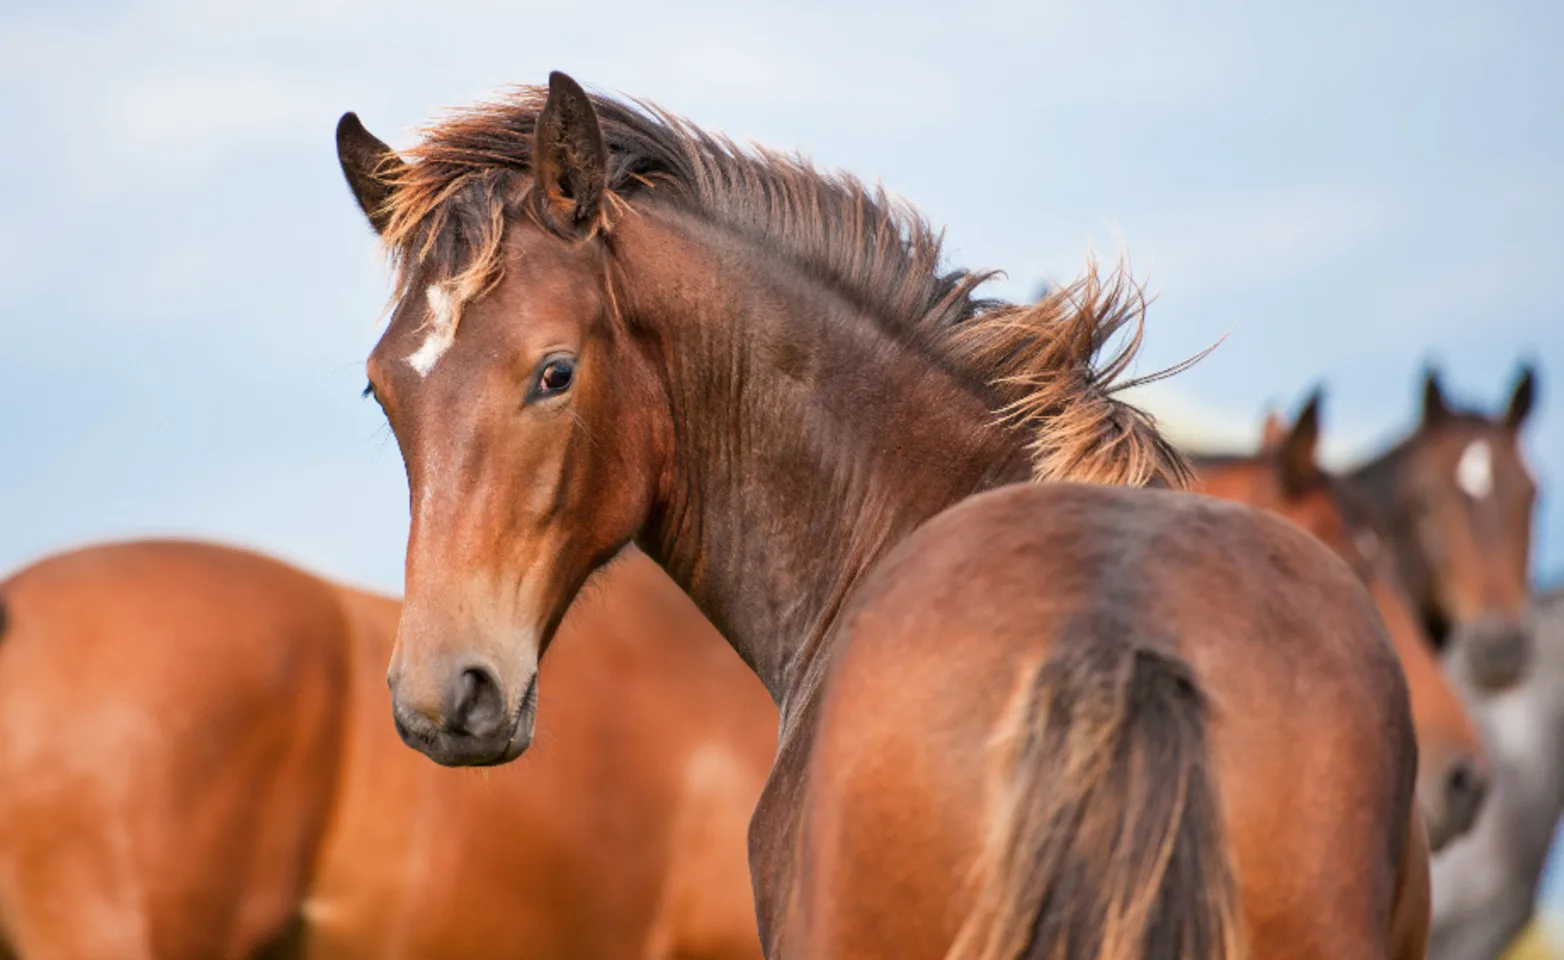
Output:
[947, 639, 1245, 960]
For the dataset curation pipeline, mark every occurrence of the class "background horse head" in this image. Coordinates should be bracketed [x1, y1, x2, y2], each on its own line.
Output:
[1349, 365, 1540, 691]
[1190, 389, 1491, 851]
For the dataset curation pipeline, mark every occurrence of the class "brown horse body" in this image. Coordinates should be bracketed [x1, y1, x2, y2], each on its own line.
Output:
[1189, 393, 1490, 851]
[810, 483, 1425, 958]
[307, 552, 773, 960]
[339, 73, 1428, 959]
[0, 541, 346, 960]
[0, 540, 772, 959]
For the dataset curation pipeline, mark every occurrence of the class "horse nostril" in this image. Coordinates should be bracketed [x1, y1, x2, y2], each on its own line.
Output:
[449, 665, 507, 739]
[1501, 627, 1530, 661]
[1444, 757, 1488, 834]
[1467, 623, 1532, 690]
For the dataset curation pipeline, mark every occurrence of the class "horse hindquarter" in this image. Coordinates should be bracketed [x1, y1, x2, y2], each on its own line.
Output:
[776, 485, 1421, 960]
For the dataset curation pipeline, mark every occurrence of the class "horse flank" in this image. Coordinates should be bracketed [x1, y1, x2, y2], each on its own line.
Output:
[365, 84, 1191, 490]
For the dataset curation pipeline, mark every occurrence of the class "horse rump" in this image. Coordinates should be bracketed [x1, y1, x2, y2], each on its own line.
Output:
[948, 638, 1244, 960]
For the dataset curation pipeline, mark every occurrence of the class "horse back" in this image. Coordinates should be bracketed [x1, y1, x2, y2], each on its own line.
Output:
[778, 483, 1417, 959]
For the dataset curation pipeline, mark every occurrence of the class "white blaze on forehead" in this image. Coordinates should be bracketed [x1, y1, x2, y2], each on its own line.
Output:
[1456, 439, 1494, 500]
[407, 284, 459, 376]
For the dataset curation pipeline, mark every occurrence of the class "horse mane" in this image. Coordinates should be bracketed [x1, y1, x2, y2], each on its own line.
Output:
[374, 84, 1192, 489]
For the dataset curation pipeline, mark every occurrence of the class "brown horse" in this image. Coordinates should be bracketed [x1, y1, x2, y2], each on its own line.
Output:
[338, 73, 1427, 959]
[1189, 390, 1490, 851]
[1348, 366, 1539, 690]
[0, 540, 346, 960]
[0, 540, 774, 959]
[305, 549, 773, 960]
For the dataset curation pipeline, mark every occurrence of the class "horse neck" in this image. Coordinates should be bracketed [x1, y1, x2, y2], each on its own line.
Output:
[1348, 441, 1438, 624]
[1346, 440, 1403, 522]
[611, 206, 1031, 713]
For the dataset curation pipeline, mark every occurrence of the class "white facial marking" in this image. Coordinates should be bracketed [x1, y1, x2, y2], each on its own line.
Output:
[1456, 440, 1494, 500]
[407, 284, 458, 376]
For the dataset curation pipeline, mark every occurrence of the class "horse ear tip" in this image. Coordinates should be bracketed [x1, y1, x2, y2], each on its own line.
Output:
[1421, 365, 1449, 411]
[1293, 387, 1322, 427]
[336, 112, 368, 147]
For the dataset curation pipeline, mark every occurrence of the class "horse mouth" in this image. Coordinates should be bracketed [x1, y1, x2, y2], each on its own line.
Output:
[391, 676, 537, 768]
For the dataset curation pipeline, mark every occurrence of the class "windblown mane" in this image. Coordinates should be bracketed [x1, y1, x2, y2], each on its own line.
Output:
[372, 85, 1193, 488]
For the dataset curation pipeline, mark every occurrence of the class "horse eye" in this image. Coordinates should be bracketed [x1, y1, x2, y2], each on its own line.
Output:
[361, 381, 377, 401]
[530, 357, 576, 401]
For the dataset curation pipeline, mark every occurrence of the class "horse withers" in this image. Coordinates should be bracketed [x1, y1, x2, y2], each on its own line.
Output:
[1190, 390, 1491, 851]
[338, 72, 1428, 959]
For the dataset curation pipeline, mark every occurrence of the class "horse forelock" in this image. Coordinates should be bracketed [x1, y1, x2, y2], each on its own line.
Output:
[376, 84, 1192, 490]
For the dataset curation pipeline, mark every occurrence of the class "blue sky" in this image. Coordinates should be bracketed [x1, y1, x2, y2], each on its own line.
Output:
[1, 0, 1560, 592]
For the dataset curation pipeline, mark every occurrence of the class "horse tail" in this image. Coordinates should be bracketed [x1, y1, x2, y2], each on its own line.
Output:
[947, 640, 1245, 960]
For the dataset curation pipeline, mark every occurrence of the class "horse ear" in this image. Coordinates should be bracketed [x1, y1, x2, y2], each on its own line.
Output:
[1259, 410, 1288, 452]
[1422, 367, 1451, 427]
[1278, 389, 1323, 498]
[1504, 363, 1537, 431]
[336, 112, 405, 235]
[532, 71, 608, 238]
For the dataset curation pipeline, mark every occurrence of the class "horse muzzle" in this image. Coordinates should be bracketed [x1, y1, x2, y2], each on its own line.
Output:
[389, 665, 538, 766]
[1458, 617, 1532, 692]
